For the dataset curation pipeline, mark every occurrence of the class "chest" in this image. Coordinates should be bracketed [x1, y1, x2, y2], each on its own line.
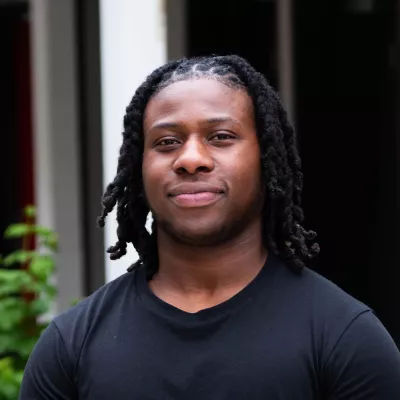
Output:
[76, 320, 319, 400]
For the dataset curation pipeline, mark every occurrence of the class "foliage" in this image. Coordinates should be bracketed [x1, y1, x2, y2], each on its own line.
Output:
[0, 206, 58, 400]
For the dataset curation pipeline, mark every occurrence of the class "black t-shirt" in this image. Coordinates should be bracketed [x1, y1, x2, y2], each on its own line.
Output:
[20, 255, 400, 399]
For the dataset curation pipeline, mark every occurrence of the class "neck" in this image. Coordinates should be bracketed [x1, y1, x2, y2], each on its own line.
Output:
[153, 219, 268, 293]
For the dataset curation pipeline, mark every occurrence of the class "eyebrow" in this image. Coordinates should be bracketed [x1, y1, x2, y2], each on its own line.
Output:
[203, 117, 241, 127]
[151, 122, 181, 130]
[151, 117, 241, 131]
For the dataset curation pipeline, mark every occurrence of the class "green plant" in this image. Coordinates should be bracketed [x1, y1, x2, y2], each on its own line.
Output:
[0, 206, 58, 400]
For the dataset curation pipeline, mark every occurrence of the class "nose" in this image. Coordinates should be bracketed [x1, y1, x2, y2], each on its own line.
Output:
[172, 136, 214, 175]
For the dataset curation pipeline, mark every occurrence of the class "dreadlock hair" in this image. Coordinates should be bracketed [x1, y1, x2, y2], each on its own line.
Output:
[97, 55, 319, 280]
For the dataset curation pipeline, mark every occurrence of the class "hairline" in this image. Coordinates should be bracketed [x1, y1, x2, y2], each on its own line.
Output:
[149, 74, 247, 103]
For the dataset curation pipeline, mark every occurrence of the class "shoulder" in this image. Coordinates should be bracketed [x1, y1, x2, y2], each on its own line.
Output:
[271, 258, 400, 393]
[273, 257, 370, 317]
[301, 266, 369, 313]
[52, 269, 140, 360]
[299, 266, 372, 341]
[271, 257, 372, 357]
[20, 270, 141, 396]
[321, 300, 400, 397]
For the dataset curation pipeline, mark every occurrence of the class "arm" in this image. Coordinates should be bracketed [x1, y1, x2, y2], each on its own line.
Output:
[19, 322, 77, 400]
[324, 310, 400, 399]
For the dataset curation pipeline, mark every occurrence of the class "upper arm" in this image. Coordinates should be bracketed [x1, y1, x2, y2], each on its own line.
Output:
[324, 310, 400, 400]
[19, 322, 77, 400]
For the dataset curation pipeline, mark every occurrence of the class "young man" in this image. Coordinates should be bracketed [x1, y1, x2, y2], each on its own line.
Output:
[20, 55, 400, 399]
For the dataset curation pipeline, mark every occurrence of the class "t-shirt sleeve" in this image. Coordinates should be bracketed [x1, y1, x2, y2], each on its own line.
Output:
[324, 310, 400, 399]
[19, 321, 77, 400]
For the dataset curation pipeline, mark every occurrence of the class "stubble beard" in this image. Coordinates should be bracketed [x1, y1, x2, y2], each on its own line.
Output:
[152, 195, 264, 248]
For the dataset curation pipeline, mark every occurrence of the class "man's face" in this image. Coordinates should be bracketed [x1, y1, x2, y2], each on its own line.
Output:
[142, 78, 263, 246]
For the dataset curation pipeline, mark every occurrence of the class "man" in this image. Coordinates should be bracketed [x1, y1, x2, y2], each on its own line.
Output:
[20, 55, 400, 399]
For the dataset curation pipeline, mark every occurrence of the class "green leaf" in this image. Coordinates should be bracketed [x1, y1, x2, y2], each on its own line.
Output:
[4, 223, 31, 239]
[3, 250, 34, 267]
[0, 358, 24, 400]
[0, 270, 35, 298]
[32, 225, 54, 238]
[28, 297, 50, 316]
[0, 269, 33, 286]
[29, 255, 55, 280]
[0, 285, 23, 298]
[24, 205, 36, 219]
[41, 233, 59, 252]
[2, 253, 16, 267]
[12, 335, 39, 359]
[0, 332, 39, 361]
[29, 281, 57, 298]
[0, 297, 26, 330]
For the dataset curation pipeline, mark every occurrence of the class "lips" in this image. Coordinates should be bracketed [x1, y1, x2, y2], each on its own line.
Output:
[168, 182, 225, 196]
[168, 183, 226, 208]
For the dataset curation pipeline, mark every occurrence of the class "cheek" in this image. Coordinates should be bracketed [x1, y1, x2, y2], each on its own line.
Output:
[227, 155, 262, 200]
[142, 153, 165, 199]
[239, 164, 261, 190]
[233, 143, 261, 183]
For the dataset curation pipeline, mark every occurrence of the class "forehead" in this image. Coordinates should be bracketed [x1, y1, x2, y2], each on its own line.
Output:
[144, 78, 254, 125]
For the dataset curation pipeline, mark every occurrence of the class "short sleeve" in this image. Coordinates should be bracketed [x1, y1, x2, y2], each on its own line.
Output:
[19, 322, 77, 400]
[324, 310, 400, 399]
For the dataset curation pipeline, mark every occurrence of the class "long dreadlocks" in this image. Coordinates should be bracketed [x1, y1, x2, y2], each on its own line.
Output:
[98, 55, 319, 279]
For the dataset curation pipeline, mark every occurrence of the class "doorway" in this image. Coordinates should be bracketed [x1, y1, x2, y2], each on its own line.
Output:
[0, 2, 33, 257]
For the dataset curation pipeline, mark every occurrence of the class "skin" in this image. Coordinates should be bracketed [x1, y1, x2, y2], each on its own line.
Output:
[142, 78, 267, 313]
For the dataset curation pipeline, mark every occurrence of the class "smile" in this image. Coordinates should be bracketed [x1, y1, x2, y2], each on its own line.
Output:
[170, 191, 224, 208]
[168, 183, 226, 208]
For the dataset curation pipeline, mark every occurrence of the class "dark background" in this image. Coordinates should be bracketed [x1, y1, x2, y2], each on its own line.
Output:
[187, 0, 399, 344]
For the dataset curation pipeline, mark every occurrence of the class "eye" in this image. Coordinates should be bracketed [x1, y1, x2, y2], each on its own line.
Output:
[154, 137, 181, 150]
[158, 138, 179, 146]
[209, 132, 236, 143]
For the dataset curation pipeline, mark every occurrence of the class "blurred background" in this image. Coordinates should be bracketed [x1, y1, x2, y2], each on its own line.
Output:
[0, 0, 398, 346]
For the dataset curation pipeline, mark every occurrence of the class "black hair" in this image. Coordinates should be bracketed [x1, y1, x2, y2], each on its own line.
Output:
[97, 55, 319, 279]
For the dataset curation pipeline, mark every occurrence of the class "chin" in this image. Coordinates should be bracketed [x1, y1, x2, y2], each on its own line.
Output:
[159, 220, 233, 247]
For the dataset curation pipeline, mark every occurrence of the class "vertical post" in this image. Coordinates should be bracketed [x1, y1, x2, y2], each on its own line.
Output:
[99, 0, 167, 282]
[277, 0, 295, 122]
[76, 0, 105, 294]
[30, 0, 84, 312]
[166, 0, 187, 61]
